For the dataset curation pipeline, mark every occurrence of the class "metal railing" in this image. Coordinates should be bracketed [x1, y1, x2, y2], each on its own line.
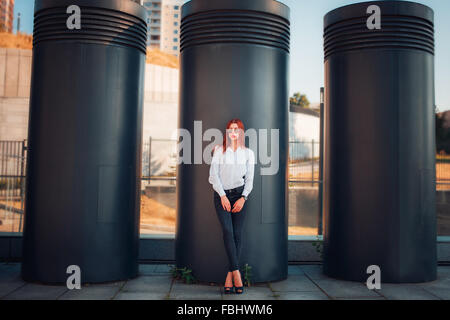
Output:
[0, 140, 27, 233]
[1, 138, 449, 185]
[0, 138, 449, 234]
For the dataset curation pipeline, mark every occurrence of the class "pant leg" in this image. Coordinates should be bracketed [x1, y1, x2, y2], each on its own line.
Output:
[213, 192, 240, 272]
[229, 191, 247, 271]
[231, 205, 246, 268]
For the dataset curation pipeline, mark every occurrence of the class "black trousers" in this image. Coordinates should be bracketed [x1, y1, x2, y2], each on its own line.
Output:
[213, 185, 247, 272]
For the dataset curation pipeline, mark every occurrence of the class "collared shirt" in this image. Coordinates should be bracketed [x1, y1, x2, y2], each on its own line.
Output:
[208, 145, 255, 198]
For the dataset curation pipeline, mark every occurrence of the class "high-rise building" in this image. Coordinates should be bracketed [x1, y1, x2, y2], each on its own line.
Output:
[161, 0, 182, 56]
[0, 0, 14, 33]
[143, 0, 162, 48]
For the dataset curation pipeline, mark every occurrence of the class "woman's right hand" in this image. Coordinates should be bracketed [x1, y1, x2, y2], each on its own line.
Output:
[221, 195, 231, 212]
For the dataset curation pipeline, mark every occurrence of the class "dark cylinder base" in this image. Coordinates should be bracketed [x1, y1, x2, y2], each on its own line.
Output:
[21, 0, 147, 284]
[323, 1, 437, 283]
[176, 0, 290, 283]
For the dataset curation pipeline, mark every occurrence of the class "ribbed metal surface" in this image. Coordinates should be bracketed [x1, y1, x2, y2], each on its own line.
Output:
[21, 0, 146, 284]
[181, 10, 290, 52]
[176, 0, 290, 284]
[324, 2, 434, 59]
[322, 1, 437, 283]
[33, 4, 147, 53]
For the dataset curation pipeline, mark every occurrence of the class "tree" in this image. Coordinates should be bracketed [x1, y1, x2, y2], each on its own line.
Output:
[436, 111, 450, 154]
[290, 92, 310, 108]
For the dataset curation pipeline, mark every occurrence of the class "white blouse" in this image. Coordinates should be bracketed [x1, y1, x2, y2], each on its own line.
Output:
[208, 145, 255, 198]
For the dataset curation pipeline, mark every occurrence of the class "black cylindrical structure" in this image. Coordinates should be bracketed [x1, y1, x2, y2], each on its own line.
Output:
[176, 0, 290, 283]
[323, 1, 437, 283]
[21, 0, 147, 284]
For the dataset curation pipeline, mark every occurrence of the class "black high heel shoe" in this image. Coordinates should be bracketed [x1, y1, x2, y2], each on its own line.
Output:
[233, 271, 244, 294]
[224, 285, 234, 294]
[234, 284, 244, 294]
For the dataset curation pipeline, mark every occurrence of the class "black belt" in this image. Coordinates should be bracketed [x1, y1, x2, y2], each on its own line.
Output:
[224, 185, 244, 195]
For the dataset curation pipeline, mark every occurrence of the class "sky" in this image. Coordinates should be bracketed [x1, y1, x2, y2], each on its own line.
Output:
[12, 0, 450, 111]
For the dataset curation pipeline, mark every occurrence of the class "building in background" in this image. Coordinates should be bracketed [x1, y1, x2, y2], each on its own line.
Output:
[143, 0, 182, 56]
[0, 0, 14, 33]
[161, 0, 182, 56]
[289, 104, 320, 160]
[143, 0, 162, 48]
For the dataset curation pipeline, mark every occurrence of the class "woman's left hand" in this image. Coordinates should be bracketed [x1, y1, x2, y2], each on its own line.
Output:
[232, 197, 246, 213]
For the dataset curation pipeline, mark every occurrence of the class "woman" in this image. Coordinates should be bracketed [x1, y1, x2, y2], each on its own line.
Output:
[208, 119, 255, 294]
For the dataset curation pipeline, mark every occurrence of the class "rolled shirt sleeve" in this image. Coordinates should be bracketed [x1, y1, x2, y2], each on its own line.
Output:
[242, 148, 255, 198]
[208, 146, 226, 197]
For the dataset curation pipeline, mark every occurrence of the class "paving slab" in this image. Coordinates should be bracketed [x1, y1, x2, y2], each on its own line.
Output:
[420, 288, 450, 300]
[312, 278, 382, 299]
[222, 286, 277, 300]
[276, 291, 330, 300]
[121, 275, 172, 293]
[1, 263, 449, 300]
[249, 282, 271, 288]
[334, 297, 387, 300]
[58, 285, 121, 300]
[3, 283, 68, 300]
[298, 265, 328, 280]
[374, 284, 440, 300]
[222, 287, 277, 300]
[170, 282, 222, 300]
[0, 280, 26, 299]
[82, 281, 125, 287]
[417, 278, 450, 300]
[270, 275, 320, 292]
[114, 291, 170, 300]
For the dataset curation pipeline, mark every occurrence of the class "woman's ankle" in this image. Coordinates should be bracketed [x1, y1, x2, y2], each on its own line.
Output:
[232, 270, 243, 285]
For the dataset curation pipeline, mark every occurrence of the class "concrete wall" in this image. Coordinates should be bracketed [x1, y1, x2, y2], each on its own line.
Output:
[289, 187, 319, 229]
[289, 108, 320, 143]
[0, 97, 28, 141]
[0, 49, 32, 141]
[0, 48, 32, 98]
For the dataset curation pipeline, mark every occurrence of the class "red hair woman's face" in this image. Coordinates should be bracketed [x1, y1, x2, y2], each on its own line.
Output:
[223, 119, 245, 151]
[227, 123, 240, 141]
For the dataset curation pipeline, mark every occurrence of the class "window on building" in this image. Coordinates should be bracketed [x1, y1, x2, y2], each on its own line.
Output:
[174, 14, 179, 18]
[174, 5, 179, 10]
[173, 38, 178, 42]
[173, 46, 178, 50]
[174, 22, 178, 26]
[174, 30, 178, 34]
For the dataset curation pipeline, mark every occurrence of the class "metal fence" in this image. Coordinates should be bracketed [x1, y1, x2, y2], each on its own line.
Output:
[1, 138, 449, 186]
[141, 138, 323, 183]
[0, 140, 27, 233]
[0, 138, 448, 202]
[0, 141, 27, 198]
[289, 140, 320, 184]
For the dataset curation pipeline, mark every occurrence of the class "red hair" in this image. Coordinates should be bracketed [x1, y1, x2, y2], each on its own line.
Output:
[222, 118, 245, 153]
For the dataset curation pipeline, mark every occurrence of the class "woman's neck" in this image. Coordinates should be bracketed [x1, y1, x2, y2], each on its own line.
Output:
[231, 140, 238, 151]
